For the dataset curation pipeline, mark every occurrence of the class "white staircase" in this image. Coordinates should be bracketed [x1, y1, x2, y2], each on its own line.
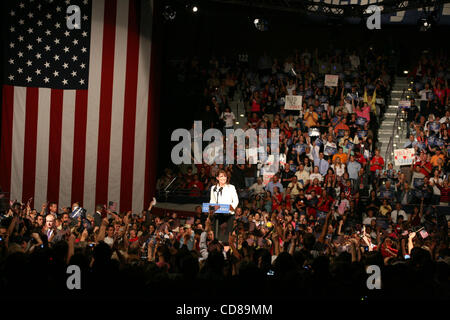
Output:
[229, 87, 247, 129]
[379, 76, 410, 167]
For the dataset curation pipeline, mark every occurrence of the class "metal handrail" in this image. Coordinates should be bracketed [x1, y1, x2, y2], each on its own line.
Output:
[163, 176, 178, 192]
[384, 88, 406, 165]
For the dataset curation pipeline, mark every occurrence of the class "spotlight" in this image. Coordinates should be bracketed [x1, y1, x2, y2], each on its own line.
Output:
[162, 5, 176, 21]
[253, 18, 269, 31]
[192, 6, 198, 13]
[403, 70, 408, 74]
[419, 16, 434, 32]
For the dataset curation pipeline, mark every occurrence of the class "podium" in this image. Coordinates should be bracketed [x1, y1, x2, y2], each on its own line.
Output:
[202, 203, 233, 242]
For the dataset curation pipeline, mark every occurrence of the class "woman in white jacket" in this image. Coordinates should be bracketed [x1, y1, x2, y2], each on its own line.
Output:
[209, 169, 240, 243]
[210, 169, 239, 213]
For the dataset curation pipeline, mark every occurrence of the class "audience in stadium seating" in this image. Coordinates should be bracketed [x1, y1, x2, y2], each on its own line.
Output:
[0, 48, 449, 300]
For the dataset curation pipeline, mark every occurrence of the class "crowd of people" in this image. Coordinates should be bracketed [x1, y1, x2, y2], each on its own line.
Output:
[0, 48, 449, 300]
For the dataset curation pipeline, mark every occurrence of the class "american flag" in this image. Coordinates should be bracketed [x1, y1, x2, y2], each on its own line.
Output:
[1, 0, 160, 214]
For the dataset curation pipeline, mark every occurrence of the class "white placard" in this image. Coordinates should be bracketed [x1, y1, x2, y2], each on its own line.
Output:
[263, 172, 276, 186]
[398, 100, 411, 108]
[284, 95, 303, 110]
[394, 148, 415, 166]
[325, 74, 339, 87]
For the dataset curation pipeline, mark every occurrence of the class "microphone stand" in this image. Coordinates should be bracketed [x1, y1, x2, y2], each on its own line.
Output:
[214, 185, 220, 239]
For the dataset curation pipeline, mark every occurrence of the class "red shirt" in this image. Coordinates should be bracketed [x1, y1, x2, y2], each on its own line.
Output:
[434, 88, 446, 104]
[317, 196, 333, 212]
[413, 161, 432, 177]
[355, 153, 367, 165]
[370, 156, 384, 172]
[440, 186, 450, 203]
[272, 193, 283, 212]
[188, 180, 204, 197]
[381, 244, 398, 258]
[282, 127, 292, 138]
[251, 99, 261, 112]
[284, 194, 292, 211]
[306, 185, 322, 195]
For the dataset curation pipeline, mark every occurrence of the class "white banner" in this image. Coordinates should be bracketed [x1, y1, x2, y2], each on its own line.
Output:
[263, 172, 276, 186]
[394, 148, 415, 166]
[284, 95, 303, 110]
[398, 100, 411, 108]
[325, 74, 339, 87]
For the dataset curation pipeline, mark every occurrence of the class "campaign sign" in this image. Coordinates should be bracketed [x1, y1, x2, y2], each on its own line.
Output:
[308, 127, 320, 137]
[394, 148, 415, 166]
[284, 95, 303, 111]
[325, 145, 337, 155]
[356, 117, 367, 126]
[346, 141, 354, 150]
[315, 138, 323, 147]
[357, 130, 368, 139]
[263, 172, 276, 186]
[380, 191, 392, 199]
[325, 74, 339, 87]
[429, 122, 440, 132]
[435, 139, 444, 147]
[202, 203, 231, 214]
[417, 142, 426, 150]
[413, 178, 424, 189]
[427, 135, 438, 147]
[296, 144, 306, 154]
[398, 100, 411, 109]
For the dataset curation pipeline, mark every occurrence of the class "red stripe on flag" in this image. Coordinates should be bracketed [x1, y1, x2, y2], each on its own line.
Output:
[22, 87, 39, 206]
[95, 0, 117, 207]
[144, 0, 162, 208]
[47, 89, 64, 204]
[0, 85, 14, 197]
[71, 90, 88, 205]
[120, 0, 140, 212]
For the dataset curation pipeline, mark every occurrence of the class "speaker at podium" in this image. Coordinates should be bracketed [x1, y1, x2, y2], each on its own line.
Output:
[202, 203, 234, 242]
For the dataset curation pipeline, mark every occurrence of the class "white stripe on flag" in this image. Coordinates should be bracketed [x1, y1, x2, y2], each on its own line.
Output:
[108, 0, 130, 212]
[58, 90, 76, 208]
[132, 0, 153, 214]
[34, 88, 52, 209]
[83, 0, 105, 213]
[10, 87, 27, 202]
